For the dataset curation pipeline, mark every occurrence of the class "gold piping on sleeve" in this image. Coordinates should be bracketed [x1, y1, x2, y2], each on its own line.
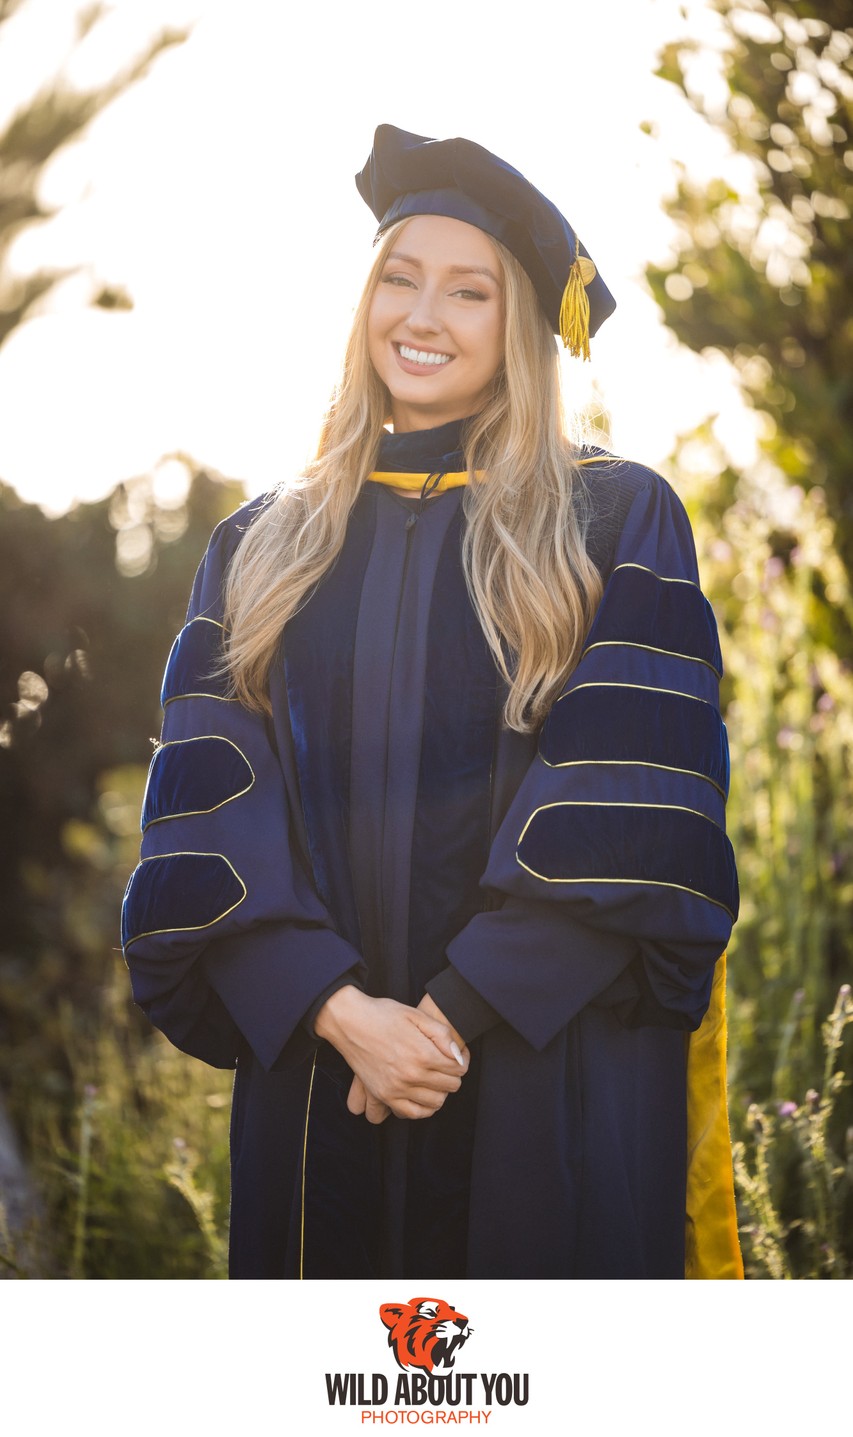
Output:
[299, 1053, 317, 1280]
[613, 562, 701, 591]
[121, 851, 247, 950]
[184, 614, 226, 630]
[556, 680, 715, 708]
[536, 755, 727, 800]
[512, 864, 737, 922]
[515, 799, 734, 917]
[162, 615, 232, 708]
[163, 692, 240, 709]
[517, 798, 727, 842]
[580, 639, 722, 680]
[141, 736, 256, 830]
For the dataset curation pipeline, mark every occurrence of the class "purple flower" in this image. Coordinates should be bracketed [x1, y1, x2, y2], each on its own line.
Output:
[777, 1101, 797, 1118]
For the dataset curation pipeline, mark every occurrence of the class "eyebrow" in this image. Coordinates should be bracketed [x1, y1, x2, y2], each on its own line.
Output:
[385, 251, 501, 286]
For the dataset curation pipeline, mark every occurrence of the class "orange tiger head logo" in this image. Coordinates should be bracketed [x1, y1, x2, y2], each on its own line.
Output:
[379, 1297, 473, 1374]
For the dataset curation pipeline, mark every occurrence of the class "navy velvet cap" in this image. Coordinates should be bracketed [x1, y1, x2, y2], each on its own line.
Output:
[355, 124, 616, 354]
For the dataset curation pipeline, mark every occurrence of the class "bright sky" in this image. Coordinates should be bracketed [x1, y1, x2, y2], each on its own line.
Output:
[0, 0, 758, 514]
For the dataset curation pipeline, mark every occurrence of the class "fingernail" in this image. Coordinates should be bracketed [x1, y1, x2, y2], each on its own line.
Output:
[450, 1041, 466, 1068]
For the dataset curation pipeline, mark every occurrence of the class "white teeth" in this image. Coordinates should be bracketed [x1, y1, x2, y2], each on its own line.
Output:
[399, 345, 452, 366]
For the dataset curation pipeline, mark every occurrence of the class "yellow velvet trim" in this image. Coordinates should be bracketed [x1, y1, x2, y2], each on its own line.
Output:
[368, 470, 475, 492]
[685, 952, 744, 1279]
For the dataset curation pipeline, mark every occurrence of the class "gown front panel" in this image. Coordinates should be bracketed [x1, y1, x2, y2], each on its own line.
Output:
[122, 424, 739, 1279]
[278, 483, 499, 1277]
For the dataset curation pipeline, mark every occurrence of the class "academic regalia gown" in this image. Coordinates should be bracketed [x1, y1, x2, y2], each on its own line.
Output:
[121, 420, 740, 1280]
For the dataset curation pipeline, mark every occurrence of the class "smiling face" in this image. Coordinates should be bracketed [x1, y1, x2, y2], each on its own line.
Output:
[367, 214, 505, 432]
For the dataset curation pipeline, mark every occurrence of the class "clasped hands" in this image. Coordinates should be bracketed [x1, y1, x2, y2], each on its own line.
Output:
[313, 987, 470, 1125]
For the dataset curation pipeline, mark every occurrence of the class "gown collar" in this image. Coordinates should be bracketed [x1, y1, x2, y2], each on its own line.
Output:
[370, 418, 475, 494]
[374, 417, 469, 475]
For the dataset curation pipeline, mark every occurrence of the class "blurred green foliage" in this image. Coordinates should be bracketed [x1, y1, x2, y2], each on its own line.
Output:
[733, 984, 853, 1279]
[19, 954, 232, 1281]
[0, 468, 244, 1276]
[649, 0, 853, 1275]
[649, 0, 853, 594]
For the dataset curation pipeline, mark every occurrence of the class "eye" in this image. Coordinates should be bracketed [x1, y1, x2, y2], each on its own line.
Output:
[453, 287, 488, 302]
[381, 273, 416, 288]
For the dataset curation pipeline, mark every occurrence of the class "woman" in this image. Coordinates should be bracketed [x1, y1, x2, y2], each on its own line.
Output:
[122, 125, 741, 1280]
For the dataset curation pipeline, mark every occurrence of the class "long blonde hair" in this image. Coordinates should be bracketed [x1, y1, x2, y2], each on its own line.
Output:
[222, 220, 603, 733]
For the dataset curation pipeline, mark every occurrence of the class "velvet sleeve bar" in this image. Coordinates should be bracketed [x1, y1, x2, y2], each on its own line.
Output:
[439, 467, 739, 1052]
[121, 501, 366, 1072]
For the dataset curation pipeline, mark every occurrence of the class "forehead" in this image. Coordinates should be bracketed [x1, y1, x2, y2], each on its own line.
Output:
[389, 213, 500, 273]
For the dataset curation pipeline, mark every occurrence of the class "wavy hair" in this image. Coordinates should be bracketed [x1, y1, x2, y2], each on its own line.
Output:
[222, 219, 603, 732]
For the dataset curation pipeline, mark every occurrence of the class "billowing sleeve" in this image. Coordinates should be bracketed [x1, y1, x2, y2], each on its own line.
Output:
[120, 507, 366, 1071]
[430, 470, 738, 1052]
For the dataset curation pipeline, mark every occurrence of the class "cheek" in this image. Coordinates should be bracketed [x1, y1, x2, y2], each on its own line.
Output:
[474, 309, 504, 372]
[369, 287, 403, 333]
[367, 292, 391, 346]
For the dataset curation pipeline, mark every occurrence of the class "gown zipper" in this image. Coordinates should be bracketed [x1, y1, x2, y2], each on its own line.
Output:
[382, 472, 446, 1003]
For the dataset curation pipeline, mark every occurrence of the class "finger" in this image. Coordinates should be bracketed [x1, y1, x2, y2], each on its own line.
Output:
[347, 1076, 367, 1115]
[404, 1040, 465, 1080]
[408, 1038, 469, 1081]
[412, 1015, 470, 1070]
[417, 996, 469, 1066]
[390, 1098, 443, 1121]
[395, 1061, 462, 1095]
[364, 1094, 390, 1125]
[396, 1085, 456, 1112]
[435, 1038, 470, 1071]
[413, 1071, 462, 1095]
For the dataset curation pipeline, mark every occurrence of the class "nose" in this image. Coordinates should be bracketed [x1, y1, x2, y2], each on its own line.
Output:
[405, 284, 442, 336]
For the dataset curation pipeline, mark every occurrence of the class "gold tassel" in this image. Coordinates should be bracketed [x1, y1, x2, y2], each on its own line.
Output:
[559, 254, 597, 361]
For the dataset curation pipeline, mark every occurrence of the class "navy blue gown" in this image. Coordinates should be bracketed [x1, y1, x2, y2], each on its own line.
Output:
[122, 419, 738, 1279]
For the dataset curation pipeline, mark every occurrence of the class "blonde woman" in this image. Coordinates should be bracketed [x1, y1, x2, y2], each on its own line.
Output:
[122, 125, 741, 1280]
